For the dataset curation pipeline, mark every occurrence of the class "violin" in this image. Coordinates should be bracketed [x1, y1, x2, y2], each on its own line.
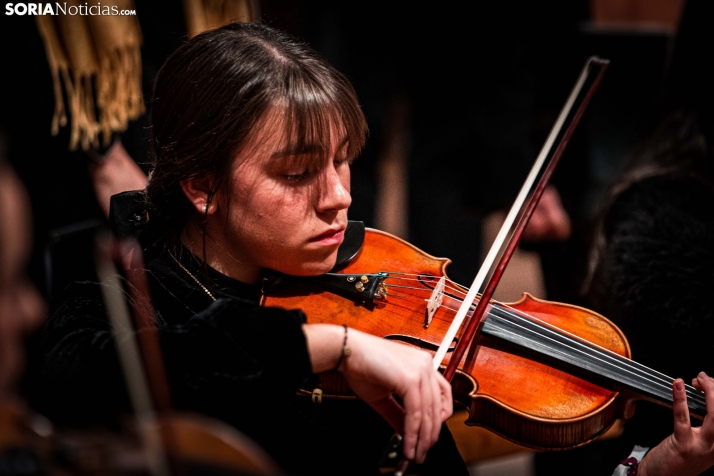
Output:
[262, 223, 706, 450]
[0, 235, 283, 476]
[261, 55, 708, 459]
[0, 395, 284, 476]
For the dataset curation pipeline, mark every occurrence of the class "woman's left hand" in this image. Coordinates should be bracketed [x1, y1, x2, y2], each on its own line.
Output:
[639, 372, 714, 476]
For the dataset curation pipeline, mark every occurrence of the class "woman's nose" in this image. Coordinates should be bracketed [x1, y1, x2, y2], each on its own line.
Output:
[315, 163, 351, 213]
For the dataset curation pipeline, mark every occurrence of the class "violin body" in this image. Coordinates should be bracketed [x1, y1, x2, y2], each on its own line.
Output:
[262, 228, 632, 449]
[457, 293, 629, 449]
[0, 398, 283, 475]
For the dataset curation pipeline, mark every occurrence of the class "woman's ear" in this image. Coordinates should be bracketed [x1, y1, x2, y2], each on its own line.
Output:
[180, 176, 216, 215]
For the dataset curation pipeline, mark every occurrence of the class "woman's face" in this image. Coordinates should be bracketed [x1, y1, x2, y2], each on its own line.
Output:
[204, 115, 352, 283]
[0, 166, 46, 395]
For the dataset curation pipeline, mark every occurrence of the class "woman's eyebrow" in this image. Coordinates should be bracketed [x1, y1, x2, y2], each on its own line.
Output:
[270, 136, 349, 159]
[270, 143, 320, 158]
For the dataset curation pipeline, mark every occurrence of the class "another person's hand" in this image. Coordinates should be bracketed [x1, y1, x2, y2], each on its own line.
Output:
[87, 140, 147, 217]
[522, 185, 571, 242]
[639, 372, 714, 476]
[340, 329, 453, 464]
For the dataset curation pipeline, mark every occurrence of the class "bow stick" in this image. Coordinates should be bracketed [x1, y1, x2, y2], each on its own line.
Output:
[97, 234, 286, 476]
[388, 56, 609, 476]
[95, 233, 176, 476]
[437, 56, 609, 380]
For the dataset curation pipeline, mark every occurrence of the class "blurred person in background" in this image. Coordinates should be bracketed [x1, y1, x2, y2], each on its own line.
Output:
[0, 0, 255, 304]
[0, 139, 46, 403]
[537, 0, 714, 474]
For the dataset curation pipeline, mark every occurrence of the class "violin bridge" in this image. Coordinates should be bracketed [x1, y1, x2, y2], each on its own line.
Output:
[424, 276, 445, 328]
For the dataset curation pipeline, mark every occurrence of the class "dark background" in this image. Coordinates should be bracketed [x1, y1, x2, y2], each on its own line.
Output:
[1, 1, 703, 474]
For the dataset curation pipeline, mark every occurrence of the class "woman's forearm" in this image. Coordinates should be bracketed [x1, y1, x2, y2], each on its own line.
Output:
[302, 323, 346, 373]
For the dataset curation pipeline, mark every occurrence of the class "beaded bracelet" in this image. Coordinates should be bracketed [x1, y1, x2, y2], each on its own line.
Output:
[334, 324, 352, 371]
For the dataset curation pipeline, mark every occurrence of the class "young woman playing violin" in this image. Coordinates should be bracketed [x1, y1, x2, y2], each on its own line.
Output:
[34, 22, 714, 476]
[38, 22, 461, 476]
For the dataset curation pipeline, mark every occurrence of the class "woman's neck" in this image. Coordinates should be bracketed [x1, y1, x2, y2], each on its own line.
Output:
[180, 220, 262, 285]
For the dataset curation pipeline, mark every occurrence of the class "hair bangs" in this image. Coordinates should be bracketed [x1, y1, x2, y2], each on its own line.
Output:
[147, 23, 369, 245]
[277, 63, 368, 168]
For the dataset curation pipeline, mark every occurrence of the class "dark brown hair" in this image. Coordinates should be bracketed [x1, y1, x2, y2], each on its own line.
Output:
[146, 22, 367, 244]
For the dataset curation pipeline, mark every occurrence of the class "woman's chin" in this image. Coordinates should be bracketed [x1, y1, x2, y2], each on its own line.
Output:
[284, 251, 339, 277]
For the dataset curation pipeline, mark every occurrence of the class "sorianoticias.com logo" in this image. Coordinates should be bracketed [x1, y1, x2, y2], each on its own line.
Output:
[5, 3, 137, 16]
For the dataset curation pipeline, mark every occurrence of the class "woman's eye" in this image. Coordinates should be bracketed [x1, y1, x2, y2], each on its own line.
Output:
[334, 157, 352, 168]
[280, 157, 350, 182]
[283, 170, 309, 182]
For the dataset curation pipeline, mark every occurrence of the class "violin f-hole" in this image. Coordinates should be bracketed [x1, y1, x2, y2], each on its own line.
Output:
[384, 334, 458, 353]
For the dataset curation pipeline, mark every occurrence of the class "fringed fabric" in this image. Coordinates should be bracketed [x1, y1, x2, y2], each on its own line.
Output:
[35, 0, 256, 151]
[35, 0, 143, 151]
[183, 0, 257, 38]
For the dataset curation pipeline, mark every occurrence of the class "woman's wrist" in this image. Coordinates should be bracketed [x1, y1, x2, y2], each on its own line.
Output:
[637, 444, 667, 476]
[333, 324, 351, 372]
[637, 438, 688, 476]
[302, 323, 352, 374]
[614, 445, 649, 476]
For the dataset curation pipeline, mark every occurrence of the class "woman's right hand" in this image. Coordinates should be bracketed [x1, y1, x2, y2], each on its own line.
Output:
[302, 324, 453, 464]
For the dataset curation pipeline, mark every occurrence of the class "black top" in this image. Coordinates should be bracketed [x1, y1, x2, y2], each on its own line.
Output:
[604, 174, 714, 381]
[536, 173, 714, 476]
[37, 243, 467, 475]
[603, 173, 714, 455]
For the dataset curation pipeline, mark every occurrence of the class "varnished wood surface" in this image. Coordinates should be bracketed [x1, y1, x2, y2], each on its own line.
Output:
[446, 410, 625, 464]
[262, 228, 631, 449]
[155, 413, 284, 475]
[1, 400, 283, 475]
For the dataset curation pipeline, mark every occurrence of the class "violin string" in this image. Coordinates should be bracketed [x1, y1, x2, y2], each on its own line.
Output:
[489, 306, 703, 404]
[382, 273, 690, 389]
[380, 282, 477, 314]
[378, 273, 469, 294]
[382, 292, 476, 315]
[485, 307, 703, 404]
[382, 284, 428, 290]
[380, 272, 468, 291]
[372, 303, 705, 407]
[382, 276, 469, 299]
[380, 273, 700, 398]
[382, 292, 417, 302]
[488, 301, 705, 404]
[478, 304, 705, 404]
[381, 284, 474, 308]
[378, 291, 703, 405]
[377, 273, 705, 405]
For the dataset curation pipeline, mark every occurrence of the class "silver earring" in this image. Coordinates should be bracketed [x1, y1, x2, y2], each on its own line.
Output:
[202, 204, 208, 214]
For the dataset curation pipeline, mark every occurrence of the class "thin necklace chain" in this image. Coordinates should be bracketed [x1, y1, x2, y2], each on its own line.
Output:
[168, 250, 217, 302]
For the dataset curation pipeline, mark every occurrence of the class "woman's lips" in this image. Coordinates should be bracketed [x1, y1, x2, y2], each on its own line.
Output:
[310, 228, 345, 246]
